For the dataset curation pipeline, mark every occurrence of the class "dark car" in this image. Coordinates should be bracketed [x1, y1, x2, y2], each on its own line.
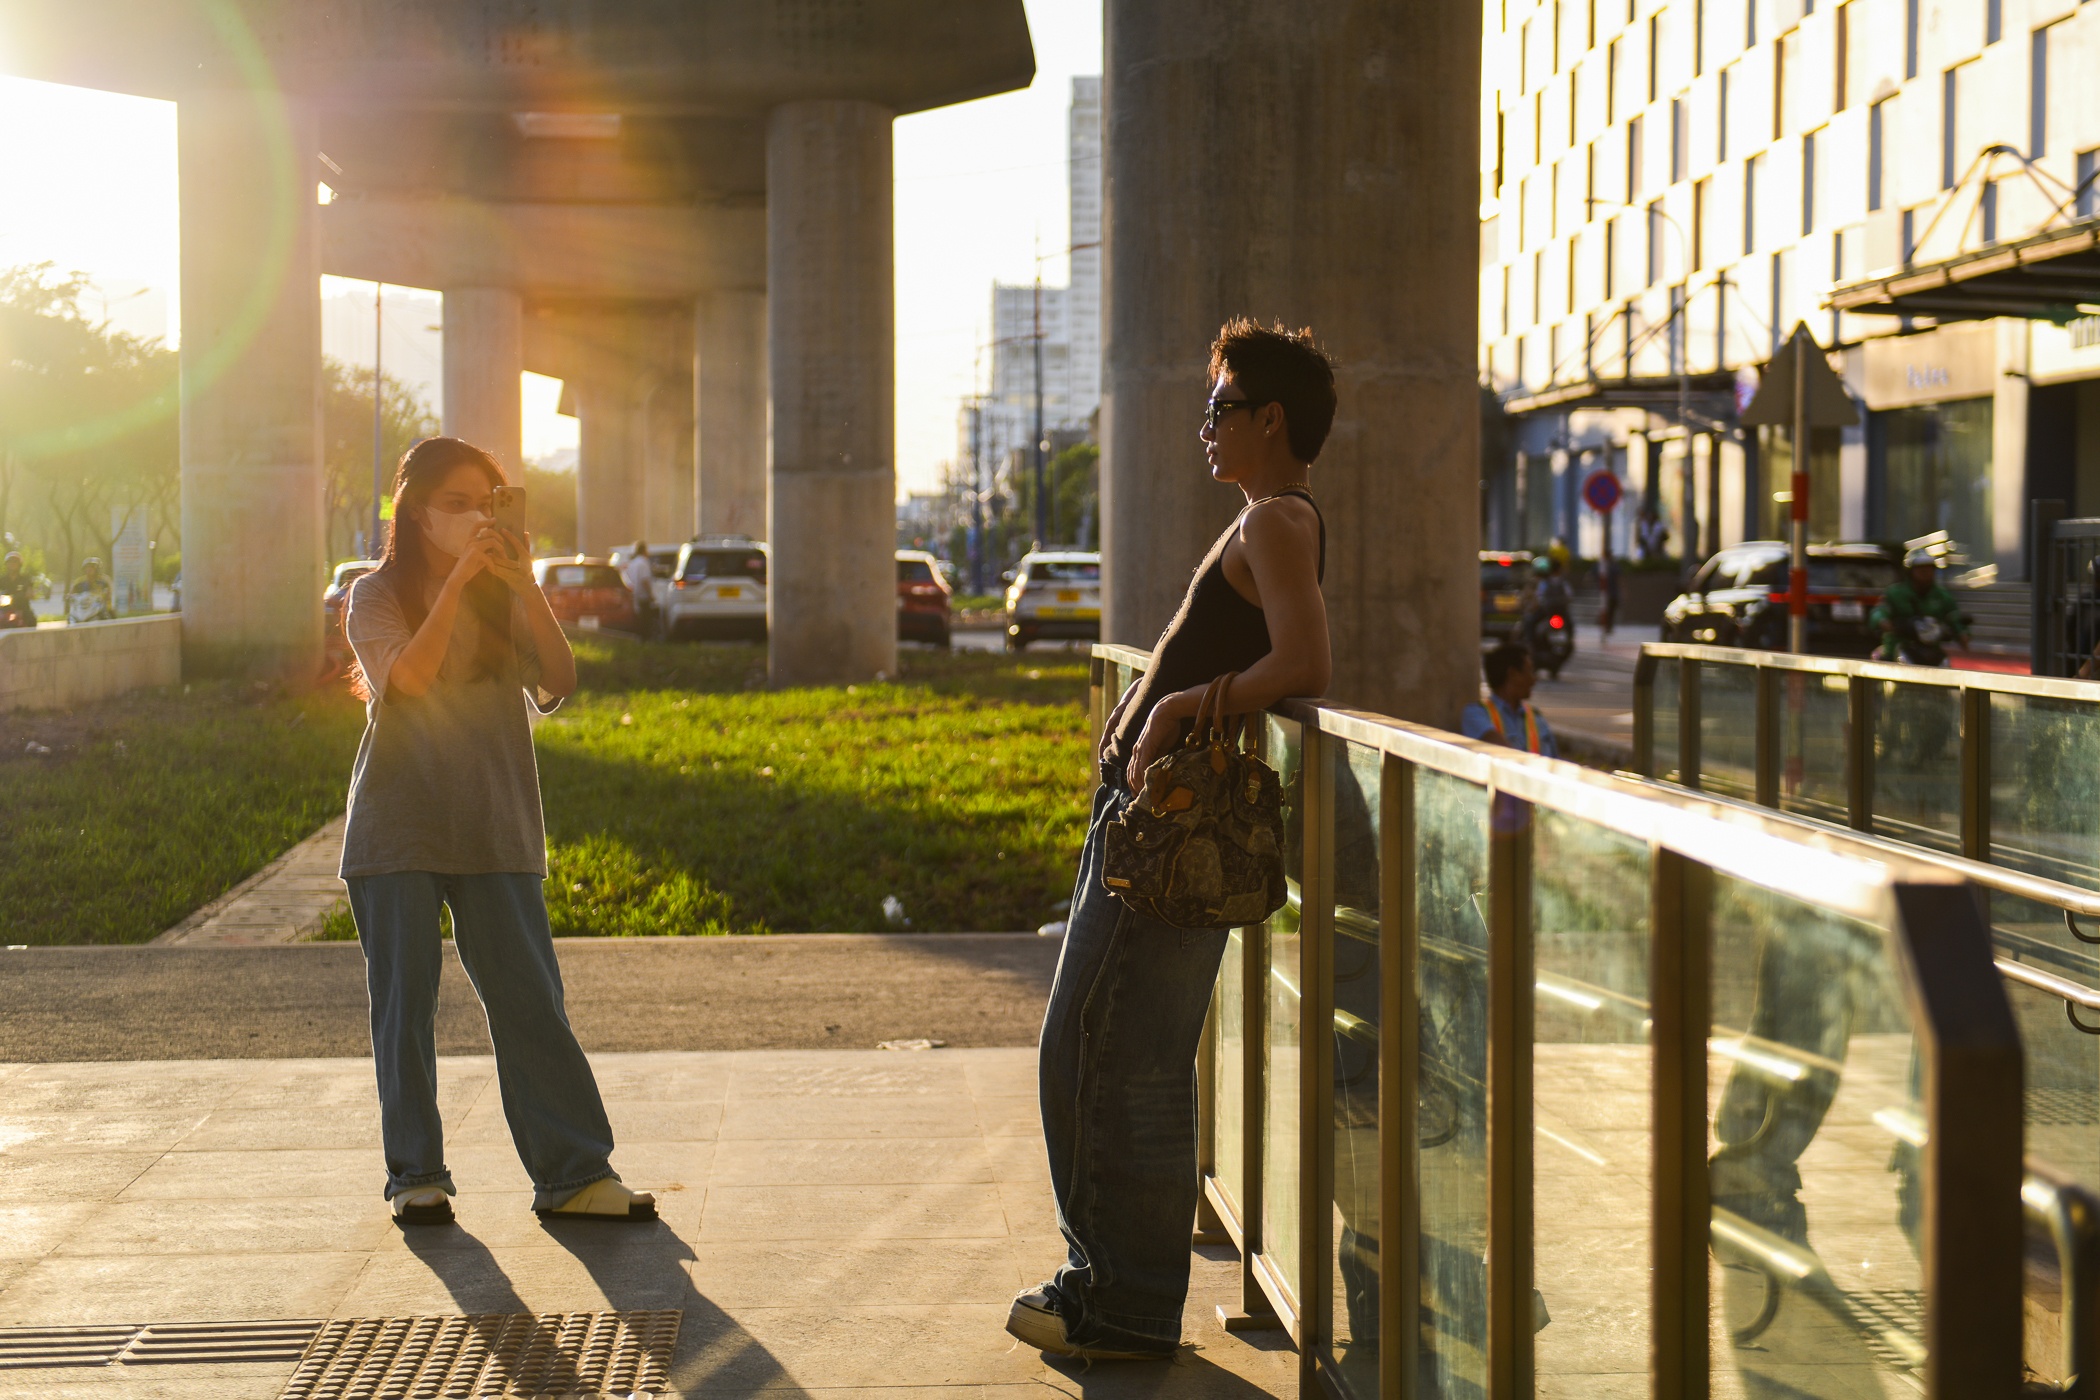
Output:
[897, 550, 952, 647]
[1661, 541, 1900, 655]
[323, 558, 380, 668]
[533, 556, 639, 632]
[1480, 550, 1534, 641]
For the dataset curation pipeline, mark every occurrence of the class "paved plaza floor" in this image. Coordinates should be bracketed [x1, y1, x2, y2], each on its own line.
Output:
[0, 1048, 1294, 1399]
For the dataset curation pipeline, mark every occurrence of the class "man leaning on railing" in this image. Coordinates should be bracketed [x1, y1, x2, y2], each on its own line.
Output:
[1008, 318, 1335, 1363]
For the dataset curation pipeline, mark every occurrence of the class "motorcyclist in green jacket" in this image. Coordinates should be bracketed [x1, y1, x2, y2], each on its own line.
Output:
[1871, 548, 1970, 661]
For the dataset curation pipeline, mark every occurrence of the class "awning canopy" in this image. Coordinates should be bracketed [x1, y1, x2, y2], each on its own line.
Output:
[1826, 216, 2100, 322]
[1500, 370, 1737, 429]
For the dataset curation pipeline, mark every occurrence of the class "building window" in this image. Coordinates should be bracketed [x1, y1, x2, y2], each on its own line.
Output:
[1770, 251, 1787, 353]
[1536, 90, 1546, 157]
[1669, 283, 1687, 374]
[1584, 309, 1596, 375]
[1502, 264, 1513, 335]
[1496, 100, 1507, 192]
[1672, 97, 1688, 183]
[1745, 154, 1761, 254]
[1747, 0, 1758, 49]
[1554, 0, 1564, 71]
[1905, 0, 1919, 79]
[1550, 322, 1562, 380]
[1774, 35, 1790, 140]
[1587, 0, 1597, 50]
[1586, 139, 1598, 216]
[1522, 18, 1532, 94]
[1982, 181, 1999, 243]
[1878, 399, 1996, 564]
[1607, 38, 1621, 120]
[1551, 161, 1561, 238]
[1628, 114, 1644, 201]
[1569, 234, 1580, 313]
[1649, 13, 1661, 102]
[2080, 151, 2098, 219]
[1648, 199, 1665, 285]
[1835, 2, 1851, 110]
[1604, 216, 1617, 298]
[1694, 0, 1706, 75]
[1534, 249, 1545, 325]
[1942, 66, 1961, 190]
[1693, 176, 1709, 270]
[1868, 99, 1887, 211]
[1802, 130, 1818, 236]
[1987, 0, 2002, 45]
[1718, 65, 1731, 162]
[1901, 207, 1916, 262]
[2033, 25, 2055, 159]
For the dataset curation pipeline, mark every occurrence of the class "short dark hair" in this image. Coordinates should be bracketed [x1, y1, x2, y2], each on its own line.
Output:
[1483, 642, 1532, 691]
[1208, 318, 1337, 463]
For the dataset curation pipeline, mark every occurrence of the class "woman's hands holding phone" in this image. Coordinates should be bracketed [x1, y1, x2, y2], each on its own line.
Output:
[444, 525, 532, 595]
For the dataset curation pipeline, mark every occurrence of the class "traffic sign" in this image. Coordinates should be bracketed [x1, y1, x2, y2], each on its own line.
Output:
[1582, 469, 1623, 514]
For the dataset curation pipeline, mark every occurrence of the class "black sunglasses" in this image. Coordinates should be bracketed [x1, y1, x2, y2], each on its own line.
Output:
[1203, 397, 1266, 431]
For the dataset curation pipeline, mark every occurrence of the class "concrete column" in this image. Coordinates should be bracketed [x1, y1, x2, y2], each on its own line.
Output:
[697, 290, 769, 539]
[441, 287, 524, 474]
[1100, 3, 1481, 723]
[176, 89, 325, 679]
[575, 381, 640, 556]
[639, 355, 697, 545]
[766, 100, 895, 686]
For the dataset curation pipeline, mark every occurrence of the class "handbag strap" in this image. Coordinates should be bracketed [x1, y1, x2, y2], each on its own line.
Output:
[1187, 673, 1230, 748]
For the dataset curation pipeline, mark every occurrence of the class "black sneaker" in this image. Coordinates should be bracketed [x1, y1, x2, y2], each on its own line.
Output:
[1005, 1287, 1175, 1361]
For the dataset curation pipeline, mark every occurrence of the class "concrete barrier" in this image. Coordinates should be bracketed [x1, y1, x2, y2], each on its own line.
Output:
[0, 615, 182, 712]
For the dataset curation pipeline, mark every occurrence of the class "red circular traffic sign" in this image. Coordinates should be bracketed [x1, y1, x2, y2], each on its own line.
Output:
[1582, 469, 1623, 513]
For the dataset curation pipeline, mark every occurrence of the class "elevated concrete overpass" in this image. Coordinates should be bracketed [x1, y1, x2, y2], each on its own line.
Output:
[1, 0, 1034, 685]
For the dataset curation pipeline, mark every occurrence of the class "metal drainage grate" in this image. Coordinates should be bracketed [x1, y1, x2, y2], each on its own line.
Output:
[280, 1311, 683, 1399]
[0, 1319, 323, 1369]
[2029, 1087, 2100, 1126]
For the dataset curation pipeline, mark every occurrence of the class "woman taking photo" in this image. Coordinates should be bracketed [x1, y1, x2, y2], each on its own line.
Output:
[341, 436, 653, 1227]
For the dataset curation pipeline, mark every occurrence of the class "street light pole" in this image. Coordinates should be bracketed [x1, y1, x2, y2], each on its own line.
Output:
[969, 398, 986, 594]
[370, 283, 385, 558]
[1032, 267, 1046, 551]
[1789, 326, 1810, 654]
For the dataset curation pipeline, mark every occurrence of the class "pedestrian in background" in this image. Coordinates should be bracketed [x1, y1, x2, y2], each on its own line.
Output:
[623, 541, 655, 637]
[342, 436, 654, 1227]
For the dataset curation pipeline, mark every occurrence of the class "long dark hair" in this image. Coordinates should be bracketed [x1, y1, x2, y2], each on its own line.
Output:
[348, 437, 515, 701]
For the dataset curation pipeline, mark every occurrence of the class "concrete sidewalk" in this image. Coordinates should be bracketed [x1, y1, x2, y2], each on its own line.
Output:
[0, 1050, 1292, 1398]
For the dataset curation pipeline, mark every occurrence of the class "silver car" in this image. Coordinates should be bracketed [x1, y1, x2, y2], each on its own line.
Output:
[1004, 551, 1101, 651]
[654, 536, 769, 641]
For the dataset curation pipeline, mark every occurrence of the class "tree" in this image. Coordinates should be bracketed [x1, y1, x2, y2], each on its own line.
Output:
[1012, 441, 1099, 550]
[322, 359, 438, 563]
[0, 263, 178, 585]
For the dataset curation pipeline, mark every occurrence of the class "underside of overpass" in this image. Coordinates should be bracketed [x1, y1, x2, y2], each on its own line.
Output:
[1, 0, 1035, 685]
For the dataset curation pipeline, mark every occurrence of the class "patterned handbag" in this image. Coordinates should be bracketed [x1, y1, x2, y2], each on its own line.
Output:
[1101, 672, 1289, 929]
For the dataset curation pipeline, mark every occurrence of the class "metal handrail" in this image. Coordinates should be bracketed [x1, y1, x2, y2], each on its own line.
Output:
[1094, 642, 2026, 1391]
[2024, 1164, 2100, 1399]
[1639, 640, 2100, 704]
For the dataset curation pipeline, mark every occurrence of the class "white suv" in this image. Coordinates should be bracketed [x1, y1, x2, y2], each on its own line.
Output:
[653, 536, 769, 641]
[1004, 551, 1101, 651]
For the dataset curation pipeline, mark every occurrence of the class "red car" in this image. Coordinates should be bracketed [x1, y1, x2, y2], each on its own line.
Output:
[897, 550, 952, 647]
[534, 556, 639, 632]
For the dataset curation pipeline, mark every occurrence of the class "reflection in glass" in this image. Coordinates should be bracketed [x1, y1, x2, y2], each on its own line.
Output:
[1871, 681, 1961, 854]
[1699, 663, 1758, 801]
[1532, 812, 1652, 1396]
[1262, 714, 1305, 1304]
[1654, 660, 1681, 784]
[1778, 672, 1852, 826]
[1708, 877, 1922, 1397]
[1213, 928, 1246, 1228]
[1328, 741, 1383, 1396]
[1416, 770, 1491, 1398]
[1990, 693, 2100, 890]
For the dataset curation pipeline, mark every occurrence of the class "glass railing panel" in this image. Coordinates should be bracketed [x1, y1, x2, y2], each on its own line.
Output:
[1328, 739, 1383, 1396]
[1654, 659, 1681, 784]
[1989, 692, 2100, 891]
[1531, 810, 1653, 1392]
[1776, 671, 1852, 827]
[1707, 876, 1923, 1397]
[1869, 681, 1962, 855]
[1212, 927, 1247, 1227]
[1697, 662, 1758, 801]
[1988, 889, 2100, 1191]
[1416, 768, 1492, 1397]
[1261, 713, 1305, 1305]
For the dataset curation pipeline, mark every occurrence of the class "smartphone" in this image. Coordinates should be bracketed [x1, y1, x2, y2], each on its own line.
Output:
[491, 486, 527, 562]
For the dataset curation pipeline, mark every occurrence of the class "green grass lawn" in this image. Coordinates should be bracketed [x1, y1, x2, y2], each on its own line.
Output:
[3, 636, 1094, 944]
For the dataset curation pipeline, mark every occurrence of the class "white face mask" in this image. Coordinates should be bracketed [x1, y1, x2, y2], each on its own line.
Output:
[421, 506, 490, 558]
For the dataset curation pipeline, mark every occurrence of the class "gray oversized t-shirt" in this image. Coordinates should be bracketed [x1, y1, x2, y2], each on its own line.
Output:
[339, 572, 560, 878]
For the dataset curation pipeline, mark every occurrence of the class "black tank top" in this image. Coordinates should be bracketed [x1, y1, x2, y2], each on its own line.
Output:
[1106, 487, 1326, 770]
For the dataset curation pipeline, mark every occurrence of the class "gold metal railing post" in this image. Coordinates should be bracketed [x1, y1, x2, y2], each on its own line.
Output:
[1650, 849, 1712, 1400]
[1301, 727, 1336, 1387]
[1486, 789, 1535, 1400]
[1633, 650, 1658, 777]
[1959, 686, 1990, 863]
[1380, 754, 1420, 1400]
[1847, 675, 1875, 832]
[1678, 658, 1702, 791]
[1754, 665, 1780, 809]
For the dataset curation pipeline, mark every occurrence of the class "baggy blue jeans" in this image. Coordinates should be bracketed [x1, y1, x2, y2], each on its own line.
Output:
[347, 871, 617, 1201]
[1038, 778, 1229, 1351]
